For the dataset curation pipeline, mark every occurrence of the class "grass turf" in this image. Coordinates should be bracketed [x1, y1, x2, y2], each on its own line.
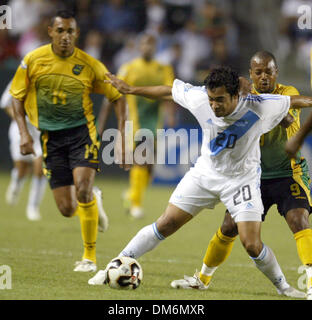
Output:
[0, 171, 309, 300]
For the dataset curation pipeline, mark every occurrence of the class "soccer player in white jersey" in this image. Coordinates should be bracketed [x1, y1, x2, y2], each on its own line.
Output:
[88, 66, 312, 296]
[1, 80, 47, 221]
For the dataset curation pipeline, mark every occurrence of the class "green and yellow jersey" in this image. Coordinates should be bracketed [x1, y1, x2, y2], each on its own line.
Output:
[117, 57, 174, 134]
[254, 83, 311, 198]
[10, 44, 122, 132]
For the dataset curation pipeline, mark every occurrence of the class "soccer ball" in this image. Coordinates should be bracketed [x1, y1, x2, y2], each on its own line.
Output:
[105, 256, 143, 290]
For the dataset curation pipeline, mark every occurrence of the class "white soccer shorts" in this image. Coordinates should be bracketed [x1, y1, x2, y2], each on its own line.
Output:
[8, 121, 42, 162]
[169, 165, 263, 223]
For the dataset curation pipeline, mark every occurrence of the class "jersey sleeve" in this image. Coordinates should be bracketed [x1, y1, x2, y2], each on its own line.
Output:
[10, 54, 31, 101]
[0, 80, 13, 109]
[256, 94, 291, 133]
[92, 60, 122, 102]
[171, 79, 207, 110]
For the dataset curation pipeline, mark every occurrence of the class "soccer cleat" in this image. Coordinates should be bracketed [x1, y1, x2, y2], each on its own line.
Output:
[93, 186, 109, 232]
[277, 286, 306, 299]
[130, 206, 144, 219]
[74, 259, 97, 272]
[171, 272, 210, 290]
[88, 269, 108, 285]
[26, 206, 41, 221]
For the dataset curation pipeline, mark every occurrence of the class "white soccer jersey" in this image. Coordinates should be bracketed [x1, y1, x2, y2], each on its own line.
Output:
[171, 79, 290, 176]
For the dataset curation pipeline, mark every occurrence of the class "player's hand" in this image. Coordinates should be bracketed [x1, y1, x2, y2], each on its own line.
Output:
[105, 73, 132, 95]
[285, 135, 302, 158]
[20, 132, 36, 156]
[279, 113, 294, 128]
[239, 77, 252, 97]
[114, 131, 131, 171]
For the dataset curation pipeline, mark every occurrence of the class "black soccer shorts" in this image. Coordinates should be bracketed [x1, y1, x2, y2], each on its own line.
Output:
[40, 123, 100, 189]
[261, 176, 312, 221]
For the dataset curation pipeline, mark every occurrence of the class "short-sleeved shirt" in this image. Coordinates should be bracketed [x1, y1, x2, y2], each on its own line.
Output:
[171, 79, 290, 177]
[10, 44, 122, 132]
[117, 57, 174, 134]
[253, 84, 309, 179]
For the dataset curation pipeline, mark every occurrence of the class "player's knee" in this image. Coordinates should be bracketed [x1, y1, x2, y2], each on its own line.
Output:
[58, 202, 76, 217]
[221, 212, 238, 237]
[241, 239, 262, 257]
[75, 181, 93, 203]
[286, 209, 310, 233]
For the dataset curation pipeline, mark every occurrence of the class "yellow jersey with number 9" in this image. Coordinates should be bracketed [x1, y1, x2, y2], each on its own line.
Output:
[10, 44, 122, 131]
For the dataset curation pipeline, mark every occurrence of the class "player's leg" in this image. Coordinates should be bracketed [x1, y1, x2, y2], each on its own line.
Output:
[171, 211, 238, 290]
[26, 156, 47, 221]
[127, 164, 150, 218]
[89, 169, 215, 285]
[6, 160, 29, 205]
[73, 166, 99, 269]
[199, 211, 238, 286]
[88, 203, 193, 285]
[237, 220, 304, 297]
[6, 121, 29, 205]
[285, 209, 312, 299]
[119, 203, 193, 258]
[277, 175, 312, 299]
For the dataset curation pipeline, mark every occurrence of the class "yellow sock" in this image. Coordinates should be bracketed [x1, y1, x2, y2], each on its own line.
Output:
[77, 198, 98, 263]
[199, 228, 236, 285]
[129, 165, 150, 207]
[294, 228, 312, 266]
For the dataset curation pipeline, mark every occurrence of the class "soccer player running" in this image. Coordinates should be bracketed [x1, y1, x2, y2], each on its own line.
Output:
[170, 51, 312, 299]
[97, 34, 176, 219]
[10, 11, 129, 272]
[1, 80, 47, 221]
[88, 65, 312, 298]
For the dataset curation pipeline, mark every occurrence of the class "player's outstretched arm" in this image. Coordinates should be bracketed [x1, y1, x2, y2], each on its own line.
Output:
[290, 95, 312, 108]
[12, 97, 35, 156]
[285, 111, 312, 158]
[105, 72, 173, 100]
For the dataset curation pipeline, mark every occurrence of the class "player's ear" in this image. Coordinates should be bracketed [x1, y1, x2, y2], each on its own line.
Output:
[249, 69, 252, 79]
[48, 26, 53, 38]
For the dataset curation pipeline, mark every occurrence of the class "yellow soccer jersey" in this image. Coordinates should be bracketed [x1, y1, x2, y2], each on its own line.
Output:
[117, 57, 174, 134]
[10, 44, 122, 131]
[253, 83, 309, 180]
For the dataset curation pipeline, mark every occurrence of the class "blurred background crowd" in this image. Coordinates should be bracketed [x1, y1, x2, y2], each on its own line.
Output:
[0, 0, 312, 169]
[1, 0, 312, 85]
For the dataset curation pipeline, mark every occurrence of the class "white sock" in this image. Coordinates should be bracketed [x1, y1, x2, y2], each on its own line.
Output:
[200, 264, 218, 277]
[250, 243, 289, 292]
[119, 223, 165, 259]
[8, 168, 26, 196]
[27, 176, 47, 208]
[306, 266, 312, 290]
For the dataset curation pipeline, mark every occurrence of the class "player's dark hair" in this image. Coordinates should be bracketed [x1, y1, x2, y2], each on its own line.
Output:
[250, 51, 277, 68]
[50, 10, 76, 26]
[204, 66, 239, 97]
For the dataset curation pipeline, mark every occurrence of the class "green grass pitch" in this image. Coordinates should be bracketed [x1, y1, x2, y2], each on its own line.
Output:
[0, 170, 309, 300]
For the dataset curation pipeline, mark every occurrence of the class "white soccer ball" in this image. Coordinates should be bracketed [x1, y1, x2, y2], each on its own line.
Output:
[105, 256, 143, 290]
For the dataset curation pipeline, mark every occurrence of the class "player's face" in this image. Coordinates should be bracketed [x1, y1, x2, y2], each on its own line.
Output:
[249, 57, 278, 93]
[207, 86, 238, 117]
[140, 36, 156, 60]
[48, 17, 79, 57]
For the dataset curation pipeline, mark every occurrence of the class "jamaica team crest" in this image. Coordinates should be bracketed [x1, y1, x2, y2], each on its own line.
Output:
[72, 64, 84, 75]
